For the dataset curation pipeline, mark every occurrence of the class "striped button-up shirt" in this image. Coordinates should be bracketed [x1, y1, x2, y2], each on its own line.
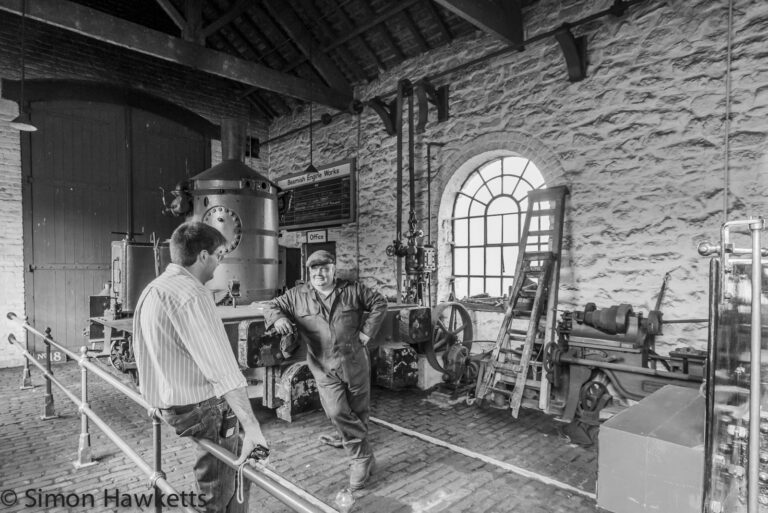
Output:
[133, 263, 246, 408]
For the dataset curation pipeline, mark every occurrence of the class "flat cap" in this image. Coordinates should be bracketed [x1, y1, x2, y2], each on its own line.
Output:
[306, 250, 335, 267]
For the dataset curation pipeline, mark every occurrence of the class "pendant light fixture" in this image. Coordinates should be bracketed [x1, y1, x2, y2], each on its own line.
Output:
[303, 42, 318, 173]
[10, 0, 37, 132]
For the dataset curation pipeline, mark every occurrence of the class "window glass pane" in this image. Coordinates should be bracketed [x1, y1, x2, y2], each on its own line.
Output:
[469, 218, 485, 246]
[486, 246, 501, 275]
[503, 156, 528, 176]
[469, 277, 484, 297]
[502, 277, 515, 297]
[455, 277, 468, 300]
[479, 159, 502, 182]
[454, 218, 468, 246]
[502, 214, 519, 243]
[454, 248, 468, 276]
[469, 247, 484, 274]
[485, 176, 503, 196]
[487, 215, 502, 244]
[486, 277, 501, 297]
[487, 196, 516, 215]
[526, 162, 545, 188]
[469, 200, 485, 217]
[463, 172, 485, 195]
[473, 185, 492, 205]
[502, 246, 519, 276]
[454, 194, 471, 217]
[502, 175, 519, 195]
[513, 180, 532, 200]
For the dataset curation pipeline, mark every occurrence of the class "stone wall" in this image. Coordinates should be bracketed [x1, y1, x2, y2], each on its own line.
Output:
[267, 0, 768, 353]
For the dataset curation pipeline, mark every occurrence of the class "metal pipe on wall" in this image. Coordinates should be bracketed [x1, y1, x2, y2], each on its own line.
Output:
[748, 220, 764, 513]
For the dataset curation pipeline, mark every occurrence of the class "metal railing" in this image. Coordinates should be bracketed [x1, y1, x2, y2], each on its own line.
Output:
[7, 312, 337, 513]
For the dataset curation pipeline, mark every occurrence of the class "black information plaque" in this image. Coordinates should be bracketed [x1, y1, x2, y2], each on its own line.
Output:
[277, 159, 356, 231]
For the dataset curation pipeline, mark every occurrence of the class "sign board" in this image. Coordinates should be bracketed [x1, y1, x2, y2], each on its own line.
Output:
[306, 230, 327, 243]
[277, 159, 355, 231]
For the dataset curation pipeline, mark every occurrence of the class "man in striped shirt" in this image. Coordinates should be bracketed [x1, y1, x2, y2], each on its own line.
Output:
[133, 221, 268, 513]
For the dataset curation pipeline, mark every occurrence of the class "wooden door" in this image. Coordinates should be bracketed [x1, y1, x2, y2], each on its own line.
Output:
[23, 101, 210, 354]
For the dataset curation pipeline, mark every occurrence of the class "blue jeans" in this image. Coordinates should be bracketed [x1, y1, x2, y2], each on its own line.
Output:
[162, 398, 249, 513]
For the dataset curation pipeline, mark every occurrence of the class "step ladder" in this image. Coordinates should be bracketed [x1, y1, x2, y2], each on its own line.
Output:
[475, 185, 569, 418]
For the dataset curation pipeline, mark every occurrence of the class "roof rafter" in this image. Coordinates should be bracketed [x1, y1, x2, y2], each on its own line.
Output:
[433, 0, 523, 47]
[262, 0, 351, 92]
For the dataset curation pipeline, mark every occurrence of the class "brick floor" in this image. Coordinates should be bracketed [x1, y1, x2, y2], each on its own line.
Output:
[0, 361, 603, 512]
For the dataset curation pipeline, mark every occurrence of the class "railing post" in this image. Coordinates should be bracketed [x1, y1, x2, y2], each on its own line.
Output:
[149, 408, 166, 513]
[74, 347, 97, 469]
[41, 327, 58, 420]
[20, 329, 33, 389]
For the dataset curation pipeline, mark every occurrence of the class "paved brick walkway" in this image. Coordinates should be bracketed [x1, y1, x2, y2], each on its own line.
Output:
[0, 361, 602, 512]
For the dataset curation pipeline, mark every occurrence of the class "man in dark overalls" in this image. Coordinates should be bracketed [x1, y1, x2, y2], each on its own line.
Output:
[265, 250, 387, 490]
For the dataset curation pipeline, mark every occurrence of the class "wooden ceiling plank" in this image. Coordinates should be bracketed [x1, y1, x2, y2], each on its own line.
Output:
[0, 0, 352, 110]
[323, 0, 419, 54]
[300, 0, 367, 82]
[262, 0, 351, 93]
[331, 0, 384, 73]
[204, 12, 291, 114]
[433, 0, 523, 47]
[201, 0, 250, 39]
[423, 0, 452, 42]
[401, 10, 429, 53]
[155, 0, 186, 31]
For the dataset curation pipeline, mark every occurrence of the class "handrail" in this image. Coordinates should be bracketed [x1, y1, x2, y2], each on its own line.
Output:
[7, 333, 197, 513]
[7, 312, 337, 513]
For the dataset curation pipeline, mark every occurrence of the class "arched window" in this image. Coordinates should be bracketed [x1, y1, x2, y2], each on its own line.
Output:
[452, 156, 545, 299]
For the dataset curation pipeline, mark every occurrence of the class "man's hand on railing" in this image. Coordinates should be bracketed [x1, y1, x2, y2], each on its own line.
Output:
[236, 423, 270, 466]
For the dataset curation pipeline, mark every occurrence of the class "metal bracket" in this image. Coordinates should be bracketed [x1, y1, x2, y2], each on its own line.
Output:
[415, 80, 449, 133]
[555, 25, 587, 82]
[367, 96, 397, 136]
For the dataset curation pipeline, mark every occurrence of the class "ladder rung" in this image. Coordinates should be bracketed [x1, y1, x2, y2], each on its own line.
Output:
[524, 266, 547, 274]
[529, 208, 557, 216]
[527, 230, 553, 237]
[512, 309, 532, 316]
[523, 251, 555, 260]
[508, 328, 528, 336]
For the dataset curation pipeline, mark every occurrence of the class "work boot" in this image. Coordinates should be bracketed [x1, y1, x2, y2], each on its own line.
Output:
[343, 438, 375, 490]
[349, 454, 376, 490]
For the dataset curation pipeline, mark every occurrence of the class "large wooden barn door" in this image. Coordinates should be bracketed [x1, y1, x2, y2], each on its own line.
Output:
[23, 101, 209, 354]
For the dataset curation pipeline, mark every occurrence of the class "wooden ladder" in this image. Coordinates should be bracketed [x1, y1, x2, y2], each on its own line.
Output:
[475, 185, 569, 418]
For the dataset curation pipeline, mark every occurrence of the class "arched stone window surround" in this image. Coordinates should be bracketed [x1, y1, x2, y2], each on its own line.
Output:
[434, 131, 566, 302]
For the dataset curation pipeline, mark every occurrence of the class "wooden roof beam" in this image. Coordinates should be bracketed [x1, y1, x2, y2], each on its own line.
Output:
[261, 0, 351, 93]
[0, 0, 352, 111]
[201, 0, 251, 39]
[433, 0, 523, 47]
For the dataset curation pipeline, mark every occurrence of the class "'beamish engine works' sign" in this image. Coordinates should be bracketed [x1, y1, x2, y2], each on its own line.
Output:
[277, 159, 355, 231]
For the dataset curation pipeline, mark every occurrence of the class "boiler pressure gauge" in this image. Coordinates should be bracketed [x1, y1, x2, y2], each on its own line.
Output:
[202, 206, 243, 253]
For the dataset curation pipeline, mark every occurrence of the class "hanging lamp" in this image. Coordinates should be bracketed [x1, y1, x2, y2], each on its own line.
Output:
[10, 0, 36, 132]
[303, 42, 318, 173]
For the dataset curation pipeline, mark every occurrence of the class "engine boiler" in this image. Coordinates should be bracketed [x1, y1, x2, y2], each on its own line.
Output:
[187, 118, 279, 302]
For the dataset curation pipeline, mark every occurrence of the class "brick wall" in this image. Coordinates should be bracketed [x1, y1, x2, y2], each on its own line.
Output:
[0, 15, 267, 368]
[267, 0, 768, 352]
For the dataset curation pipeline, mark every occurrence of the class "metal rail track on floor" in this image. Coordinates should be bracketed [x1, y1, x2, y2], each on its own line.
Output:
[6, 311, 338, 513]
